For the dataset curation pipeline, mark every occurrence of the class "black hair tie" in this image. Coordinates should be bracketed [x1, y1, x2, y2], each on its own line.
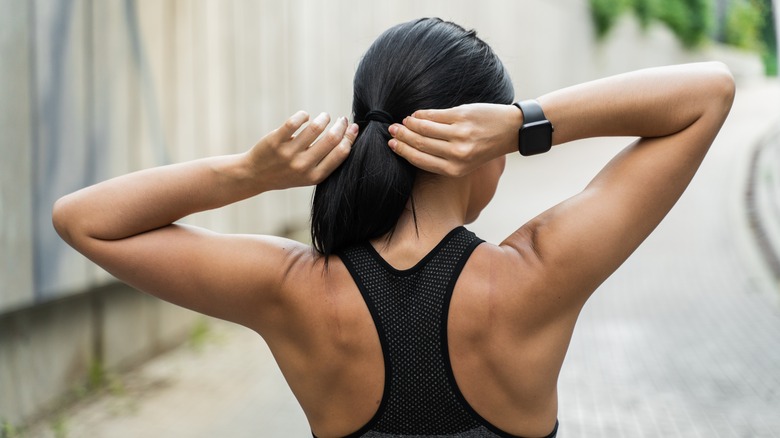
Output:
[362, 110, 395, 125]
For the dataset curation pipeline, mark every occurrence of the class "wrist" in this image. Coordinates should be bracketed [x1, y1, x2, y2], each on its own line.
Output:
[500, 104, 524, 156]
[212, 153, 268, 196]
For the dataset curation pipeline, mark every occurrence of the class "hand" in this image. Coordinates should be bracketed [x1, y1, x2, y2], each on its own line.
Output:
[387, 103, 522, 177]
[248, 111, 358, 191]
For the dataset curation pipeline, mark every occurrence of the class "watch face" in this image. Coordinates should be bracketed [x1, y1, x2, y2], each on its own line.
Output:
[520, 121, 553, 156]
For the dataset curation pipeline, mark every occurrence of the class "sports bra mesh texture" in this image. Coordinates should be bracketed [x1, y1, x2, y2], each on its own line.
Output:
[337, 227, 561, 438]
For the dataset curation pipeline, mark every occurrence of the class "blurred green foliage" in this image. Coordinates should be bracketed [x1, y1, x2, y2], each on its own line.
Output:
[0, 421, 20, 438]
[590, 0, 631, 37]
[725, 0, 778, 75]
[633, 0, 657, 28]
[590, 0, 778, 75]
[656, 0, 714, 47]
[761, 15, 778, 75]
[758, 0, 777, 75]
[591, 0, 713, 47]
[188, 317, 212, 351]
[50, 416, 68, 438]
[726, 0, 763, 50]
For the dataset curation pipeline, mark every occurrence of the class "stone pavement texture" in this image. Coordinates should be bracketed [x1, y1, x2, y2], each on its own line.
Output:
[23, 81, 780, 438]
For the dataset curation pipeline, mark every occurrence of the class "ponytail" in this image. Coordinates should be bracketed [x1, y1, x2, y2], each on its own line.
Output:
[311, 117, 416, 258]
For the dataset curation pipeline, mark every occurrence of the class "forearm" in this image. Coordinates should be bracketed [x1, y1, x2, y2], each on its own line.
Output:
[537, 62, 735, 145]
[53, 153, 260, 243]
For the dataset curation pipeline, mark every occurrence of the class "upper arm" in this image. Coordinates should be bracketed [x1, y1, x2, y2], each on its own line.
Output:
[77, 223, 309, 331]
[503, 84, 733, 308]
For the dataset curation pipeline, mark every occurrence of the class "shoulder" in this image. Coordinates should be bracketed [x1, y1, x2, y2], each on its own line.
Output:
[457, 230, 580, 331]
[252, 240, 367, 338]
[206, 234, 328, 334]
[462, 229, 545, 293]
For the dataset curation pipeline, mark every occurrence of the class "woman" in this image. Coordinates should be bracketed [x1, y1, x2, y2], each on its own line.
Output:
[53, 18, 734, 438]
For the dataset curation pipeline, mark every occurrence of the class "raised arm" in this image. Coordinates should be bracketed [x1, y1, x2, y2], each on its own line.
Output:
[540, 62, 734, 145]
[387, 62, 735, 308]
[53, 112, 356, 329]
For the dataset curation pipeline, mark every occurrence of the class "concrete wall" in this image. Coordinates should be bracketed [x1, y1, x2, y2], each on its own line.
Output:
[0, 283, 197, 426]
[0, 0, 35, 314]
[0, 0, 763, 428]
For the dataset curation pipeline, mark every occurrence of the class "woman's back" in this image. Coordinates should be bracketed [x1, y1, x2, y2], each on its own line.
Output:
[272, 227, 563, 437]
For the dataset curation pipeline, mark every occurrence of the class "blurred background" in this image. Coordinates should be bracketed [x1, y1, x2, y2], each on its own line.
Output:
[1, 0, 779, 437]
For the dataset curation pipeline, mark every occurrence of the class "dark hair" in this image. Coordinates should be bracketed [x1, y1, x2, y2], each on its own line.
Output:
[311, 18, 514, 257]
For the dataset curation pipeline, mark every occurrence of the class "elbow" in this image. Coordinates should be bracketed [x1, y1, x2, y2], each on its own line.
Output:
[52, 195, 76, 245]
[706, 61, 736, 117]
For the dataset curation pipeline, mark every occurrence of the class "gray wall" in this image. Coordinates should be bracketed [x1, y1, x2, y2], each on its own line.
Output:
[0, 0, 763, 428]
[0, 283, 198, 427]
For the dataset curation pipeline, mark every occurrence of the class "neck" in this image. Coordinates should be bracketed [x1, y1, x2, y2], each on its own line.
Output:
[371, 175, 470, 264]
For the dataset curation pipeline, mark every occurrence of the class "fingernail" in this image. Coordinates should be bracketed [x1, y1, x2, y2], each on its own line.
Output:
[388, 125, 398, 136]
[348, 123, 359, 136]
[292, 111, 308, 124]
[329, 117, 344, 133]
[388, 139, 397, 150]
[314, 112, 328, 125]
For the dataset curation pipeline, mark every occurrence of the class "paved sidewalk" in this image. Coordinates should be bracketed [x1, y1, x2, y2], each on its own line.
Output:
[24, 81, 780, 438]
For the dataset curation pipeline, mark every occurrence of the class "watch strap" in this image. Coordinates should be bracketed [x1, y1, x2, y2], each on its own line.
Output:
[514, 100, 546, 124]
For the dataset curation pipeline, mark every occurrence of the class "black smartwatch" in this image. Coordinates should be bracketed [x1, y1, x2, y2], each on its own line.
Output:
[513, 100, 554, 156]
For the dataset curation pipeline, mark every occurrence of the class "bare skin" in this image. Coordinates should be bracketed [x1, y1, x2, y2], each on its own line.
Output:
[53, 62, 735, 438]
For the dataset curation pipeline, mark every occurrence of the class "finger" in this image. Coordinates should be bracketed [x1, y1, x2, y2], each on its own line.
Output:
[308, 116, 348, 163]
[269, 111, 310, 142]
[400, 116, 456, 141]
[410, 107, 462, 124]
[295, 112, 331, 148]
[388, 137, 454, 175]
[390, 123, 452, 158]
[312, 122, 358, 181]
